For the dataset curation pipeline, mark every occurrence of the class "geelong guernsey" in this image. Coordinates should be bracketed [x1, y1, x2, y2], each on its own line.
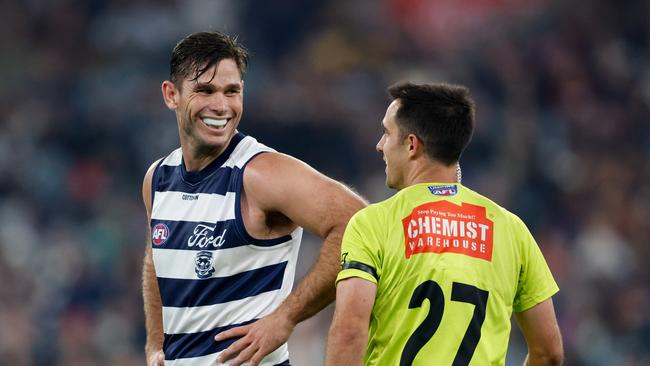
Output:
[338, 183, 558, 366]
[150, 132, 301, 365]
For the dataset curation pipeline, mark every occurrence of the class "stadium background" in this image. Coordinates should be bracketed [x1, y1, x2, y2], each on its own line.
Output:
[1, 0, 649, 364]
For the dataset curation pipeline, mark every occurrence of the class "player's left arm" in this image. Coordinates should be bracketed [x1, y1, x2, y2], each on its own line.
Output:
[515, 298, 563, 365]
[216, 152, 367, 366]
[325, 277, 377, 366]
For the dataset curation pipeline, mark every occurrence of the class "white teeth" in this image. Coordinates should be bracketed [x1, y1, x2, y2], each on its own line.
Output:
[203, 118, 228, 127]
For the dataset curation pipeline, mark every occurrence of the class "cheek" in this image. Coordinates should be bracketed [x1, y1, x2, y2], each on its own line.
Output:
[230, 98, 243, 114]
[186, 94, 208, 111]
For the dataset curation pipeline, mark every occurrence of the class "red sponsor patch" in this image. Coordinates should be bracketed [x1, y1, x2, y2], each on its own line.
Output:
[402, 201, 493, 261]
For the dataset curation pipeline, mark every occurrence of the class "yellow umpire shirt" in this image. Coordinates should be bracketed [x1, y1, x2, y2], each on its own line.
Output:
[337, 183, 559, 366]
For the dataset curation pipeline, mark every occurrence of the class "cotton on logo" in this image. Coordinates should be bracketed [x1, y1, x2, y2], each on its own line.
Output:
[152, 223, 170, 246]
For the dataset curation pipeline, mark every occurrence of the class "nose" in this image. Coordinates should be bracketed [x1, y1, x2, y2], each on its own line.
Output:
[209, 93, 228, 114]
[376, 135, 384, 153]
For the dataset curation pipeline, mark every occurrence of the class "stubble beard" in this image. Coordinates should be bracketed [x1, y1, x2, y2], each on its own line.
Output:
[385, 167, 404, 191]
[181, 114, 227, 159]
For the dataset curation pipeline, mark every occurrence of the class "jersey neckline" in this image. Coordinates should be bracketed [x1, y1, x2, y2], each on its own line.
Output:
[180, 132, 246, 184]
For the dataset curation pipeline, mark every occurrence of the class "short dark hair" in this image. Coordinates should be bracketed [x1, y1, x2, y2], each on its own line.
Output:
[170, 31, 249, 87]
[388, 82, 475, 165]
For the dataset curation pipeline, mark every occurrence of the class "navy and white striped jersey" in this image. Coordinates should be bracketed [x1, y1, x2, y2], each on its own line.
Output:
[150, 132, 302, 365]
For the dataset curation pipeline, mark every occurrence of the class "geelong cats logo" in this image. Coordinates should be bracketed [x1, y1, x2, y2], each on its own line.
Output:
[195, 251, 215, 279]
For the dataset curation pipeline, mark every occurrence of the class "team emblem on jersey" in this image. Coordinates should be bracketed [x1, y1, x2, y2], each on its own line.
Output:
[152, 223, 170, 246]
[195, 251, 215, 279]
[427, 185, 457, 196]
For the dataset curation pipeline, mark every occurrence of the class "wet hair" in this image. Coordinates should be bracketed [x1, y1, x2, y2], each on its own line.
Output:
[169, 31, 249, 87]
[388, 82, 475, 165]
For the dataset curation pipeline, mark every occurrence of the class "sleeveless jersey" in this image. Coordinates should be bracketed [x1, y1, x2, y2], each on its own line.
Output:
[150, 132, 301, 365]
[337, 183, 558, 366]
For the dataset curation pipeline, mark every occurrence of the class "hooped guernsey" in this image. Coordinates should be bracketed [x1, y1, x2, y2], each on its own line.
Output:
[150, 132, 299, 366]
[337, 183, 559, 366]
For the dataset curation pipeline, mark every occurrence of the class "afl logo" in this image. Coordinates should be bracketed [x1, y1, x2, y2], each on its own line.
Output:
[152, 223, 170, 246]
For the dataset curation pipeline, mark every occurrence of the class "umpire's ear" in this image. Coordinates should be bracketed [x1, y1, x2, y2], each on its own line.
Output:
[406, 133, 424, 159]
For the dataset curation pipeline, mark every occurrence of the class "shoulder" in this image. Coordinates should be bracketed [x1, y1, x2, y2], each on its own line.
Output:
[468, 189, 536, 249]
[345, 201, 391, 237]
[143, 148, 182, 187]
[142, 158, 164, 216]
[143, 149, 180, 189]
[227, 134, 275, 168]
[461, 185, 524, 226]
[243, 152, 342, 197]
[242, 152, 367, 225]
[244, 151, 309, 178]
[244, 152, 328, 204]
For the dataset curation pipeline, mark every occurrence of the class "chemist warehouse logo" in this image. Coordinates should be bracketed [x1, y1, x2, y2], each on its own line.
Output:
[401, 201, 493, 261]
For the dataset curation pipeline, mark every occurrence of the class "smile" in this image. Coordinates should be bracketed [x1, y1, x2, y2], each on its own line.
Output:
[202, 117, 229, 129]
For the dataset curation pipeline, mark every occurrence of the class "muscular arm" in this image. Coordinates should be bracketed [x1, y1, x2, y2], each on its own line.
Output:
[216, 153, 367, 365]
[325, 278, 377, 366]
[142, 160, 165, 366]
[514, 298, 563, 366]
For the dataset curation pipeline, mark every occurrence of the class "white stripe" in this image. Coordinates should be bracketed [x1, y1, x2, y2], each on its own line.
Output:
[161, 148, 182, 166]
[153, 240, 294, 279]
[165, 344, 288, 366]
[163, 290, 281, 334]
[151, 191, 236, 223]
[222, 136, 274, 168]
[159, 137, 274, 169]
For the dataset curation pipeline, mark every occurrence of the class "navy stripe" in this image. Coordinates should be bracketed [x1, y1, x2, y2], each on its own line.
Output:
[150, 157, 166, 209]
[181, 132, 246, 184]
[231, 151, 295, 247]
[155, 165, 238, 194]
[342, 261, 379, 280]
[158, 262, 288, 307]
[151, 219, 292, 250]
[164, 319, 257, 360]
[152, 132, 246, 192]
[273, 361, 290, 365]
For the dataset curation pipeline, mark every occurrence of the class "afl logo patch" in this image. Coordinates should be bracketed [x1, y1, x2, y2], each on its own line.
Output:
[428, 185, 457, 196]
[152, 223, 170, 246]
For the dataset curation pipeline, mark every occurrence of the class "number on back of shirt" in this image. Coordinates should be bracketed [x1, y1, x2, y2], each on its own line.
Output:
[400, 280, 489, 366]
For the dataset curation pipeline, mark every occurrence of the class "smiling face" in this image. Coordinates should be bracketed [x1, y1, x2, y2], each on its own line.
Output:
[163, 58, 244, 159]
[376, 99, 409, 190]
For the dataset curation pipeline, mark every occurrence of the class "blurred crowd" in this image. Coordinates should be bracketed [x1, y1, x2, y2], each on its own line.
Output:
[0, 0, 648, 365]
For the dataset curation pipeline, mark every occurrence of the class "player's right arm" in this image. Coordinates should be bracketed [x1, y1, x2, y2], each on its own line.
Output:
[515, 298, 563, 366]
[325, 277, 377, 366]
[142, 160, 165, 366]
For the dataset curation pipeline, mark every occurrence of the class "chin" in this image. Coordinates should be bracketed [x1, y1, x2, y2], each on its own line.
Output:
[194, 135, 232, 154]
[386, 174, 404, 190]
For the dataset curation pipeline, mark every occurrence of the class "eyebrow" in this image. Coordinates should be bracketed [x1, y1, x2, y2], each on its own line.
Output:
[224, 83, 242, 91]
[192, 82, 215, 92]
[191, 82, 242, 92]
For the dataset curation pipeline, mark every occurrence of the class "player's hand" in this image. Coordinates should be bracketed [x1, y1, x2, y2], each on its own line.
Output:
[147, 350, 165, 366]
[215, 311, 295, 366]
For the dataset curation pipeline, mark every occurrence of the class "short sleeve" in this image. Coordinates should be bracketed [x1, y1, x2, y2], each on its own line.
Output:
[336, 208, 383, 285]
[512, 216, 559, 312]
